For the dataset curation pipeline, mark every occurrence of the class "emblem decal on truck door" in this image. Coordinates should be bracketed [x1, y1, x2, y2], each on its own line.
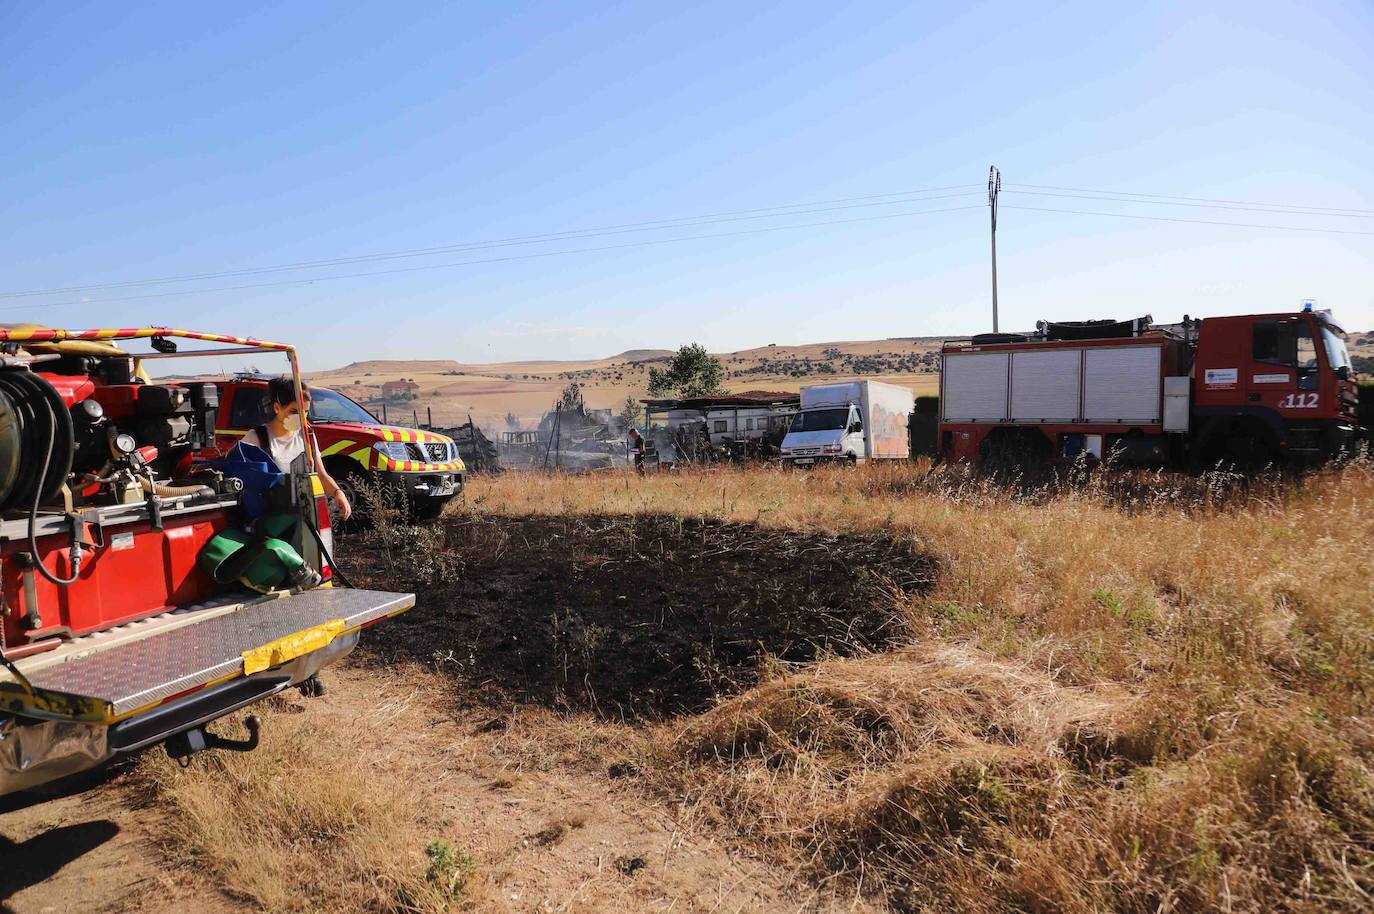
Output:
[1204, 368, 1238, 389]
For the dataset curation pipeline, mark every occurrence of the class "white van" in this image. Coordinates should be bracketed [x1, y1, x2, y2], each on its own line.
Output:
[780, 381, 914, 465]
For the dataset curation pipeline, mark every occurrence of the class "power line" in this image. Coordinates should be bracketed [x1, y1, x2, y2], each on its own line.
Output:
[1004, 181, 1374, 216]
[13, 203, 986, 311]
[1003, 188, 1374, 219]
[8, 176, 1368, 310]
[0, 184, 982, 300]
[1001, 204, 1374, 236]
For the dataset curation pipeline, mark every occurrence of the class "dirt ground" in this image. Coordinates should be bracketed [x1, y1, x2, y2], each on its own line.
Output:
[0, 769, 246, 914]
[0, 663, 877, 914]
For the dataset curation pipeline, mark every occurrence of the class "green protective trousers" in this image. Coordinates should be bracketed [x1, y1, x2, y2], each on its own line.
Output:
[199, 512, 307, 593]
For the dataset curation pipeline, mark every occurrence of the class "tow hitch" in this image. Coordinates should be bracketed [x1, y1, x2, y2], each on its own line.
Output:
[165, 715, 261, 764]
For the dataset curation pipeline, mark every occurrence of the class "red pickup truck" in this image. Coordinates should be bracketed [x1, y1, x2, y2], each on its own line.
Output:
[211, 377, 465, 522]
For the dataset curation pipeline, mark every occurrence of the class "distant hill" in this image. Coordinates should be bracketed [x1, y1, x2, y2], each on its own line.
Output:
[310, 359, 466, 378]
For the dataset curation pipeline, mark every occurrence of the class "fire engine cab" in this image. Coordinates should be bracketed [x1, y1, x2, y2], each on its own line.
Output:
[938, 307, 1360, 469]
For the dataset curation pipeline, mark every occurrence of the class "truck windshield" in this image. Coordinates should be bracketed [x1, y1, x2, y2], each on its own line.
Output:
[309, 387, 379, 424]
[788, 408, 849, 433]
[1320, 325, 1351, 372]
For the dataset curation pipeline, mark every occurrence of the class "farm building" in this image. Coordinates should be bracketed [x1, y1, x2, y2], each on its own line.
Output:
[381, 379, 420, 399]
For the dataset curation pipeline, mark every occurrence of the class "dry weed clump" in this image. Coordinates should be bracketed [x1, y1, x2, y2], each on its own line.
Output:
[134, 696, 472, 913]
[646, 644, 1374, 913]
[462, 460, 1374, 911]
[645, 645, 1132, 906]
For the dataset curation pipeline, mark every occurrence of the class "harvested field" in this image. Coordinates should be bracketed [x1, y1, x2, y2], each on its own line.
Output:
[353, 513, 936, 716]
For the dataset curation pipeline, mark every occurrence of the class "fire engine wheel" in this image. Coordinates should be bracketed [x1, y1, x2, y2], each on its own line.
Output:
[978, 428, 1051, 476]
[1195, 419, 1278, 474]
[1217, 433, 1276, 473]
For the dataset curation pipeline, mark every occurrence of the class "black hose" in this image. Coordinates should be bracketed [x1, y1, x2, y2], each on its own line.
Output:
[0, 370, 72, 510]
[306, 519, 355, 589]
[27, 393, 82, 587]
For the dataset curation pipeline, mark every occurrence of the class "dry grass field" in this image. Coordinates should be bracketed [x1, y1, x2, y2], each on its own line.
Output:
[123, 459, 1374, 914]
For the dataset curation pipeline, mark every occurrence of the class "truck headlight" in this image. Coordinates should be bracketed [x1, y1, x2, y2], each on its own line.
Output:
[823, 444, 841, 454]
[374, 441, 409, 461]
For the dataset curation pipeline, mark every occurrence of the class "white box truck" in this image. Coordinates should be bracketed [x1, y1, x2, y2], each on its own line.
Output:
[780, 380, 914, 466]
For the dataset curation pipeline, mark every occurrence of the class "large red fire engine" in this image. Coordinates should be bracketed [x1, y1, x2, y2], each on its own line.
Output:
[938, 307, 1361, 469]
[0, 326, 412, 800]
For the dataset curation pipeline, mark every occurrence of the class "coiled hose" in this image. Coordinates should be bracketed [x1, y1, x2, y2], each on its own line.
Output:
[0, 369, 83, 586]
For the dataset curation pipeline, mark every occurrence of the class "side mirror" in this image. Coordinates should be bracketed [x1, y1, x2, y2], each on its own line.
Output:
[1336, 365, 1351, 381]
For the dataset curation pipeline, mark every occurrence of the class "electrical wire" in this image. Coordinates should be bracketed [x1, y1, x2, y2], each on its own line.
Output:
[0, 184, 982, 301]
[1002, 188, 1374, 219]
[1004, 181, 1374, 216]
[1000, 204, 1374, 236]
[7, 177, 1366, 311]
[11, 203, 988, 310]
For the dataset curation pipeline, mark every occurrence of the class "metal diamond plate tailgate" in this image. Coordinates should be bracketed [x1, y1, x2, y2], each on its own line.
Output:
[0, 588, 413, 724]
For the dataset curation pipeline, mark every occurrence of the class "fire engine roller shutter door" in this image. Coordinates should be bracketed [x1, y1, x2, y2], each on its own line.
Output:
[1010, 349, 1081, 422]
[1083, 346, 1162, 423]
[941, 352, 1009, 421]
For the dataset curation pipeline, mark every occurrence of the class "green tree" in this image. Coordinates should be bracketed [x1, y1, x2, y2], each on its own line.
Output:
[618, 394, 642, 429]
[557, 382, 585, 412]
[647, 343, 724, 397]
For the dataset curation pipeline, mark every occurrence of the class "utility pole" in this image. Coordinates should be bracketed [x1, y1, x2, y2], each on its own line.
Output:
[988, 166, 1001, 333]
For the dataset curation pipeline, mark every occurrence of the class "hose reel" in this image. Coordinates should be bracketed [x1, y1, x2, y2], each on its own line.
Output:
[0, 368, 72, 512]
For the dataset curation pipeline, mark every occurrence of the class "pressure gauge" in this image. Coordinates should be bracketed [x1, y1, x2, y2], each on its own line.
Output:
[113, 433, 137, 455]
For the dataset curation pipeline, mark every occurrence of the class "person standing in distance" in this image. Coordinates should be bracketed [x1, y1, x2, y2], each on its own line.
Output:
[627, 427, 647, 475]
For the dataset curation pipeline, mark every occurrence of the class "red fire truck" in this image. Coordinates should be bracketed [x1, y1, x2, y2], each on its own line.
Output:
[938, 307, 1361, 469]
[0, 326, 412, 800]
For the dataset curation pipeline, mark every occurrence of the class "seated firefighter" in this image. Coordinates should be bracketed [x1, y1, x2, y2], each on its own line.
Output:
[199, 377, 351, 592]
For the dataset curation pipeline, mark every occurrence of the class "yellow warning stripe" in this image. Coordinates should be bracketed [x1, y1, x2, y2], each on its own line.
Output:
[373, 427, 450, 444]
[0, 326, 295, 350]
[0, 683, 112, 724]
[367, 453, 466, 473]
[213, 429, 461, 473]
[241, 619, 346, 675]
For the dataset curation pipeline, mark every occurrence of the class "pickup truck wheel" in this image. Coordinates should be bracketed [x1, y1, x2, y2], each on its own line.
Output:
[410, 498, 448, 521]
[326, 461, 371, 532]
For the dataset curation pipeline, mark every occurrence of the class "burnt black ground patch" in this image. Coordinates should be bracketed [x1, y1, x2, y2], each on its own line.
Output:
[351, 513, 935, 718]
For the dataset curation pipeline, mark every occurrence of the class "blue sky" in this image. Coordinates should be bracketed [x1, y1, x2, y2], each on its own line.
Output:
[3, 1, 1370, 368]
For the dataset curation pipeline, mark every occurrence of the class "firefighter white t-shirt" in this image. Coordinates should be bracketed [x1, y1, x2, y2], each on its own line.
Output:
[240, 427, 307, 475]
